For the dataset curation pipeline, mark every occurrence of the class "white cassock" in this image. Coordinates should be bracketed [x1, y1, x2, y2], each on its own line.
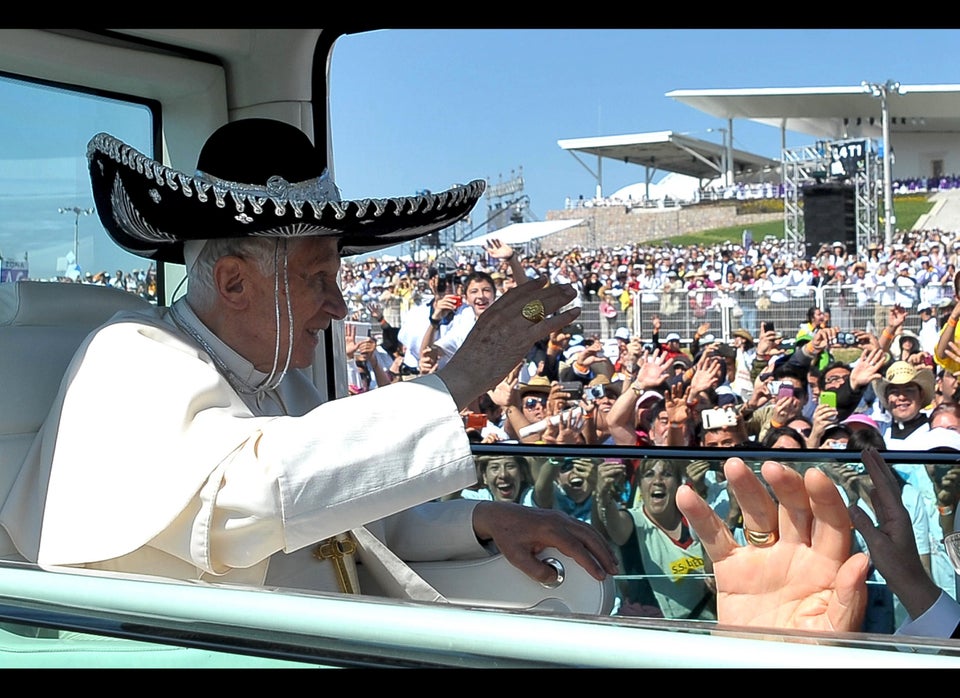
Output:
[0, 299, 486, 593]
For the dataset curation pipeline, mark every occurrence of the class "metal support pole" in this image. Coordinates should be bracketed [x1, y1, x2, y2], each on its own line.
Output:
[58, 206, 94, 269]
[862, 80, 901, 249]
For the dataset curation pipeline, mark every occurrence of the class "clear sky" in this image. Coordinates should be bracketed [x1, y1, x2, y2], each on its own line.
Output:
[328, 28, 960, 225]
[7, 28, 960, 278]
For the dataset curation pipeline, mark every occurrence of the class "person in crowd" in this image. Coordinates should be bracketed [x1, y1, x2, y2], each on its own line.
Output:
[935, 365, 960, 405]
[759, 425, 808, 450]
[931, 400, 960, 432]
[870, 360, 936, 449]
[597, 458, 716, 620]
[558, 334, 614, 386]
[419, 269, 499, 373]
[0, 119, 619, 597]
[649, 315, 685, 364]
[738, 364, 809, 443]
[730, 328, 757, 398]
[604, 349, 673, 446]
[918, 301, 940, 356]
[892, 329, 927, 365]
[344, 320, 396, 392]
[796, 305, 826, 342]
[534, 456, 602, 525]
[580, 375, 623, 445]
[396, 265, 458, 378]
[456, 455, 537, 506]
[498, 373, 551, 442]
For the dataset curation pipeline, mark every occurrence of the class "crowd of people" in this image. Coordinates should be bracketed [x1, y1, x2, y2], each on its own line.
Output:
[339, 226, 960, 345]
[340, 229, 960, 632]
[58, 265, 158, 303]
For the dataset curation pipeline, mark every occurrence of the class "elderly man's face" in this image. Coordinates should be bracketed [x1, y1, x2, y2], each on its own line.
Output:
[247, 237, 347, 370]
[886, 383, 923, 422]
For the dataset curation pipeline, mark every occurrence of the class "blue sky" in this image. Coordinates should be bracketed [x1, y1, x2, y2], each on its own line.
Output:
[7, 28, 960, 278]
[329, 28, 960, 225]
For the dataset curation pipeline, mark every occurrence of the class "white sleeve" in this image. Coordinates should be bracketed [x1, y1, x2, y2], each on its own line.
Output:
[205, 374, 477, 570]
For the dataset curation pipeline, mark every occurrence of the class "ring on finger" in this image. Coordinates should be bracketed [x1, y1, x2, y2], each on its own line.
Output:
[522, 300, 545, 323]
[743, 527, 779, 548]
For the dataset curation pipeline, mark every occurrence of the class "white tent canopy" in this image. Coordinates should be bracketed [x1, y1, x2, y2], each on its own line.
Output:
[453, 219, 584, 248]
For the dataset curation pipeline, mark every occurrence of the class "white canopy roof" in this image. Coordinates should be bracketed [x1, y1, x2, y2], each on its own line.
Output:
[453, 219, 584, 248]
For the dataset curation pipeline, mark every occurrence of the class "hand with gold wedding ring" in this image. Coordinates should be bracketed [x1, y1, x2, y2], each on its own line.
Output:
[677, 457, 869, 633]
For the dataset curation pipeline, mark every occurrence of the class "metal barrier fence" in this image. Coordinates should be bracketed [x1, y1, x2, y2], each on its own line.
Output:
[345, 285, 955, 348]
[590, 284, 956, 344]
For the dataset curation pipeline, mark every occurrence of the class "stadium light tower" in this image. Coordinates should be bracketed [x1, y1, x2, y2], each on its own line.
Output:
[58, 206, 94, 269]
[862, 79, 903, 248]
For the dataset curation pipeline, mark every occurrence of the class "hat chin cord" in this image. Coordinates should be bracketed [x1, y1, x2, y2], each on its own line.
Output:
[259, 238, 294, 394]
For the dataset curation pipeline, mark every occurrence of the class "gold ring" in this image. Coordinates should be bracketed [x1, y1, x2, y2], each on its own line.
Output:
[743, 528, 779, 548]
[521, 300, 545, 323]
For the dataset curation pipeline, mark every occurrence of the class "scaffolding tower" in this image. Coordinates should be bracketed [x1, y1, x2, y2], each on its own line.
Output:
[781, 138, 881, 259]
[483, 168, 528, 234]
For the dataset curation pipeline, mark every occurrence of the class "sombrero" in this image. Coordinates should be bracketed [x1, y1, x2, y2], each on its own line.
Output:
[872, 361, 936, 410]
[87, 118, 485, 264]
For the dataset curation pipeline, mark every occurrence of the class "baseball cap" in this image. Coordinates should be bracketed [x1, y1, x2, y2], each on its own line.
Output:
[666, 332, 681, 342]
[614, 327, 631, 341]
[918, 302, 933, 313]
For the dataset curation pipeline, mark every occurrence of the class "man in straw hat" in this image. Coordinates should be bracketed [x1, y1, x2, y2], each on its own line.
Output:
[871, 360, 936, 450]
[1, 119, 616, 595]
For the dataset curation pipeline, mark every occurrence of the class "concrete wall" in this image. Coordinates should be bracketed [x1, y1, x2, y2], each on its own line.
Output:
[541, 202, 782, 250]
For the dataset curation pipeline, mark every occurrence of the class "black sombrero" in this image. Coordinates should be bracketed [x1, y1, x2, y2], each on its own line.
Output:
[87, 118, 485, 264]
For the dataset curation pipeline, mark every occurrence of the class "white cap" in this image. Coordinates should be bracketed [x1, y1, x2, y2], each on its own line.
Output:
[614, 327, 631, 341]
[635, 390, 663, 409]
[666, 332, 681, 342]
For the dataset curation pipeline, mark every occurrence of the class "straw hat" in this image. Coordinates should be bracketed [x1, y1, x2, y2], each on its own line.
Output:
[872, 361, 936, 410]
[518, 375, 553, 395]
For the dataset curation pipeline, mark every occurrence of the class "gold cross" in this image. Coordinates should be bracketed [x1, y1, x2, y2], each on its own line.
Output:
[313, 535, 357, 594]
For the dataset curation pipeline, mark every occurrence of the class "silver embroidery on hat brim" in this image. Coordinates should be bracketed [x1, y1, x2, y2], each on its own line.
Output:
[110, 175, 178, 245]
[89, 132, 486, 237]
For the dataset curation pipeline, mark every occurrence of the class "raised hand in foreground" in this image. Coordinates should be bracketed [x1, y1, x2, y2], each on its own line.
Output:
[676, 457, 869, 632]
